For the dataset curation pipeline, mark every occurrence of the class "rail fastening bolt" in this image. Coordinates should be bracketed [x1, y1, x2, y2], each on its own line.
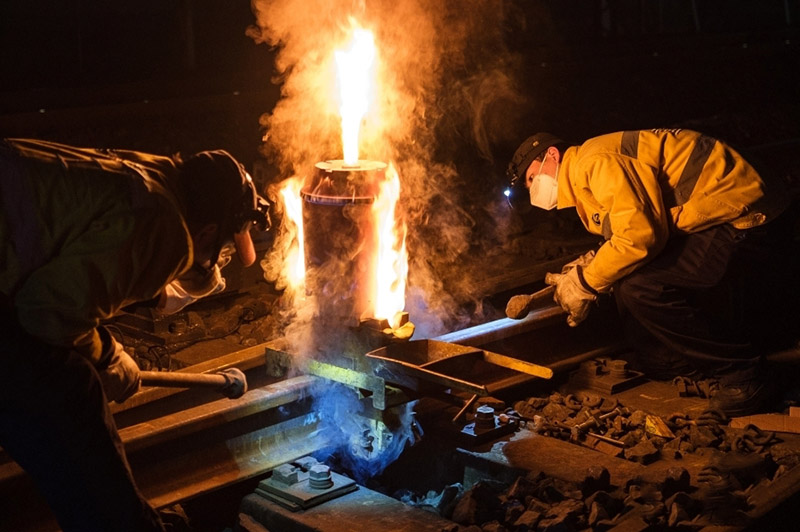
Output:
[308, 464, 334, 490]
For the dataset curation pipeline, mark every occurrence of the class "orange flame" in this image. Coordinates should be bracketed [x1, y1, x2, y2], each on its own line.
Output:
[372, 163, 407, 328]
[335, 27, 376, 165]
[280, 177, 305, 290]
[275, 23, 407, 328]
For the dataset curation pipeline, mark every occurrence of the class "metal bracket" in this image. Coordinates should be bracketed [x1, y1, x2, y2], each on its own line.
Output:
[255, 457, 357, 511]
[568, 357, 645, 394]
[306, 359, 388, 410]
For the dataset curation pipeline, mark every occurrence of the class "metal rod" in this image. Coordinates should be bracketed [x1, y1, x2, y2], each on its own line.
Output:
[139, 368, 248, 399]
[452, 394, 478, 424]
[482, 351, 553, 379]
[434, 306, 565, 347]
[140, 371, 229, 388]
[586, 432, 625, 447]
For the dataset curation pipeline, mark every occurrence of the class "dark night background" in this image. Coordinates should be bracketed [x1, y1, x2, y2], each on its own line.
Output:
[0, 1, 277, 167]
[1, 0, 799, 241]
[2, 2, 798, 160]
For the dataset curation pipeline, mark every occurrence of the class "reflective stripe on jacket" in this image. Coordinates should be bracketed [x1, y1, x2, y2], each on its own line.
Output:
[556, 129, 789, 293]
[0, 139, 193, 363]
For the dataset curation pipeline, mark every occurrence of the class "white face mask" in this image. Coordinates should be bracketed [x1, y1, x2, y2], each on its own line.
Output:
[528, 152, 559, 210]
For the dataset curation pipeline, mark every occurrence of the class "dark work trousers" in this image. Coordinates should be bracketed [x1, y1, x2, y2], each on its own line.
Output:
[613, 213, 797, 378]
[0, 315, 165, 532]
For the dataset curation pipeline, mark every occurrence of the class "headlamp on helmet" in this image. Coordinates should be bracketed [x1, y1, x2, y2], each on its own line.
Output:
[504, 132, 564, 210]
[503, 170, 531, 212]
[181, 150, 272, 271]
[234, 172, 271, 234]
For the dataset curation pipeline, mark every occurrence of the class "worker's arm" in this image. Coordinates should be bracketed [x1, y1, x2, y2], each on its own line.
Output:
[579, 155, 671, 292]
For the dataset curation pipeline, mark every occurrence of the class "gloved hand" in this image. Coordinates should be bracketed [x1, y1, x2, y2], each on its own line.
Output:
[156, 258, 228, 315]
[560, 249, 596, 274]
[98, 337, 141, 403]
[544, 266, 597, 327]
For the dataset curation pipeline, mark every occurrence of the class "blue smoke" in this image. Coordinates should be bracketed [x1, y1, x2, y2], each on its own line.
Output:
[308, 380, 418, 484]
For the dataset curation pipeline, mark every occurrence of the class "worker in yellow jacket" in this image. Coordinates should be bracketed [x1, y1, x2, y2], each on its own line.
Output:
[506, 129, 795, 416]
[0, 139, 270, 531]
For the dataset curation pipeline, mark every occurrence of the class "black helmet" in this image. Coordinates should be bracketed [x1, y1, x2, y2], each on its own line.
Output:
[180, 150, 271, 269]
[181, 150, 271, 237]
[505, 133, 564, 211]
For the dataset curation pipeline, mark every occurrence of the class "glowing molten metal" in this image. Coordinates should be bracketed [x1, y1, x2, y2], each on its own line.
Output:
[277, 25, 408, 331]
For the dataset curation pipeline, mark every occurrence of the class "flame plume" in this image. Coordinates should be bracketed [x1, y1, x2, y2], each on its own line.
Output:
[280, 178, 306, 291]
[334, 27, 376, 165]
[273, 23, 407, 327]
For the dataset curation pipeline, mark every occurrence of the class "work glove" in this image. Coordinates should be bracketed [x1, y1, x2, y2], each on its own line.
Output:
[156, 255, 230, 315]
[97, 335, 141, 403]
[560, 249, 596, 274]
[545, 266, 597, 328]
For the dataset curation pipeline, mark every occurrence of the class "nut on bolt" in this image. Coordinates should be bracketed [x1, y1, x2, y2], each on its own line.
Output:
[474, 405, 497, 430]
[272, 463, 299, 486]
[309, 464, 334, 490]
[608, 359, 629, 378]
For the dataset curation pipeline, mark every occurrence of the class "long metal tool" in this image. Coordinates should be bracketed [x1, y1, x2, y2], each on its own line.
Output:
[139, 368, 247, 398]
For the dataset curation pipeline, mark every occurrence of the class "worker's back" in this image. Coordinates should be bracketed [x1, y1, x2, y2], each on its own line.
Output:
[0, 138, 192, 362]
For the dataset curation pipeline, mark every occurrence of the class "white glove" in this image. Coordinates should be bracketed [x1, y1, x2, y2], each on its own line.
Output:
[560, 250, 596, 274]
[156, 261, 227, 315]
[545, 266, 597, 327]
[98, 337, 141, 403]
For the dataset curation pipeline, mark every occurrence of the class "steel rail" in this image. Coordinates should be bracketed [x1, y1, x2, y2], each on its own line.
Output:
[0, 374, 328, 532]
[0, 310, 618, 531]
[129, 376, 331, 509]
[129, 303, 577, 507]
[435, 306, 566, 346]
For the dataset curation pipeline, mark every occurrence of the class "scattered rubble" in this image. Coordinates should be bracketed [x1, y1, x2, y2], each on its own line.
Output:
[418, 389, 797, 531]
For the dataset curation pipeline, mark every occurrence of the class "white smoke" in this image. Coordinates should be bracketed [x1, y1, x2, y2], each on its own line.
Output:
[249, 0, 526, 337]
[248, 0, 526, 482]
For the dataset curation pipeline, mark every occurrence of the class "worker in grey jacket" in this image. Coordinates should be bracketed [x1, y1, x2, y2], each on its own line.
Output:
[0, 138, 270, 531]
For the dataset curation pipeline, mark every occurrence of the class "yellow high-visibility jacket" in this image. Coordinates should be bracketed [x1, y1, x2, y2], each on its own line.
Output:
[557, 129, 789, 293]
[1, 139, 194, 364]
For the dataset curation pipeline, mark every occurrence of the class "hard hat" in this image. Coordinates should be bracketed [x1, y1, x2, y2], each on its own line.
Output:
[181, 150, 271, 266]
[504, 133, 564, 211]
[506, 133, 564, 186]
[181, 150, 270, 232]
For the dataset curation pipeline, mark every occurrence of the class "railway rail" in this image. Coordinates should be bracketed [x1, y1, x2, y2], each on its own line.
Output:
[2, 296, 800, 531]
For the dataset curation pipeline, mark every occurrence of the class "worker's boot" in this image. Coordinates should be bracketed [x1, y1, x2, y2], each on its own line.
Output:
[710, 362, 776, 417]
[633, 343, 701, 381]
